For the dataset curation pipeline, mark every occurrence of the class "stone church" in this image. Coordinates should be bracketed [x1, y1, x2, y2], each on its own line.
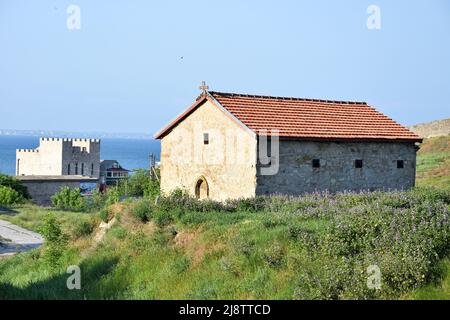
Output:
[154, 87, 422, 201]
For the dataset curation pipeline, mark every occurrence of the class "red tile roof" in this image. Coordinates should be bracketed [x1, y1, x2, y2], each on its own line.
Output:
[107, 167, 130, 172]
[154, 91, 422, 142]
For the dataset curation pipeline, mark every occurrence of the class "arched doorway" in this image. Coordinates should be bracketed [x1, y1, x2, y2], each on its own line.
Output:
[195, 177, 209, 200]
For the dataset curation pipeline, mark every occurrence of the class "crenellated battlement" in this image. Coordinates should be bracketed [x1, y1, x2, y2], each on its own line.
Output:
[39, 137, 101, 143]
[17, 149, 39, 153]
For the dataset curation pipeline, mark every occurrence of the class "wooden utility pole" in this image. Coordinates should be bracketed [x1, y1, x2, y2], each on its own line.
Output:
[149, 153, 159, 182]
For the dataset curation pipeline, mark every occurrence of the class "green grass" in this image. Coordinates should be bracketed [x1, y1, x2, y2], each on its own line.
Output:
[1, 136, 449, 300]
[1, 208, 329, 299]
[404, 258, 450, 300]
[0, 203, 95, 234]
[0, 188, 448, 300]
[416, 135, 450, 190]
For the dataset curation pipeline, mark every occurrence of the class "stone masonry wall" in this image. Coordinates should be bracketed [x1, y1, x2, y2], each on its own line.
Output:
[20, 180, 97, 206]
[61, 139, 100, 178]
[160, 100, 257, 201]
[256, 140, 417, 195]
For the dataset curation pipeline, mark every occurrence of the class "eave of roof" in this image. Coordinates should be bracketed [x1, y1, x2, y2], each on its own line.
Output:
[153, 93, 255, 140]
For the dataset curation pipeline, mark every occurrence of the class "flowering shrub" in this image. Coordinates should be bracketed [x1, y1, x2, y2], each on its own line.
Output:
[316, 192, 449, 298]
[123, 187, 449, 298]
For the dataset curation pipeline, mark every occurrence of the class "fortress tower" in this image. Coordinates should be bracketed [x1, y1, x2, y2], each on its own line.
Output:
[16, 138, 101, 178]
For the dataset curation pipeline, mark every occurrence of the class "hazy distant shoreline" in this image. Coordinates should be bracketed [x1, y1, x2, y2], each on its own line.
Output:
[0, 129, 153, 140]
[0, 135, 160, 176]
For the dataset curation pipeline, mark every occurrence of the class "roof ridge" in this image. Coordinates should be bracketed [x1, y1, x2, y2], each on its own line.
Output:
[154, 89, 422, 142]
[209, 91, 368, 105]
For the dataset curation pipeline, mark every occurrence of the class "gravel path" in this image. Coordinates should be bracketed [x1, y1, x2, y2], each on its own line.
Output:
[0, 220, 43, 257]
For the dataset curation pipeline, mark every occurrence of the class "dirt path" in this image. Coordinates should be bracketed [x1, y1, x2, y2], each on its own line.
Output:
[0, 220, 43, 257]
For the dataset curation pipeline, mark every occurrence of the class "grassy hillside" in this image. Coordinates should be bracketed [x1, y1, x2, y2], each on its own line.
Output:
[0, 140, 448, 300]
[409, 118, 450, 138]
[405, 258, 450, 300]
[416, 135, 450, 190]
[0, 189, 449, 300]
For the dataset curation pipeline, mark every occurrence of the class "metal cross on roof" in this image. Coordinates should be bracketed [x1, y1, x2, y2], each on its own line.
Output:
[199, 81, 209, 93]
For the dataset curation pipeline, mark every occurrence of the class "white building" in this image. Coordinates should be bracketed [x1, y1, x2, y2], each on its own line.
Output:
[15, 137, 101, 205]
[16, 137, 100, 178]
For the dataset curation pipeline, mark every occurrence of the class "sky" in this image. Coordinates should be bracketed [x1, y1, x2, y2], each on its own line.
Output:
[0, 0, 449, 135]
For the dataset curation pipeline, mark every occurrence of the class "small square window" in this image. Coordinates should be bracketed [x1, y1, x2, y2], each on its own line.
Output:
[355, 159, 363, 168]
[203, 133, 209, 145]
[312, 159, 320, 168]
[397, 160, 404, 169]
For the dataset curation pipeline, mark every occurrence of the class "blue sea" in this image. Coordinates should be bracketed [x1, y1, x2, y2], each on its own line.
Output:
[0, 136, 160, 176]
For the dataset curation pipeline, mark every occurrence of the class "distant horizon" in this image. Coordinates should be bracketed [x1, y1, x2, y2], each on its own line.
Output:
[1, 1, 449, 133]
[1, 115, 449, 138]
[0, 135, 160, 176]
[0, 128, 155, 140]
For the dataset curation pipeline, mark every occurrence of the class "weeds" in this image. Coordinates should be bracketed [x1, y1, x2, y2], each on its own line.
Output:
[0, 187, 448, 299]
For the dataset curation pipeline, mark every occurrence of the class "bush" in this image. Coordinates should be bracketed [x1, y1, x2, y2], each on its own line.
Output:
[153, 209, 174, 227]
[144, 179, 160, 198]
[85, 187, 121, 211]
[219, 255, 243, 277]
[261, 213, 285, 229]
[127, 230, 152, 252]
[0, 185, 24, 206]
[131, 200, 151, 222]
[99, 207, 112, 222]
[105, 187, 120, 206]
[170, 256, 190, 274]
[292, 257, 369, 300]
[263, 243, 285, 268]
[39, 213, 68, 269]
[412, 187, 450, 204]
[287, 223, 318, 248]
[320, 193, 450, 297]
[228, 196, 267, 212]
[109, 225, 128, 240]
[51, 187, 86, 211]
[156, 190, 265, 214]
[89, 189, 107, 209]
[158, 189, 196, 212]
[116, 169, 160, 198]
[0, 174, 29, 199]
[231, 237, 256, 258]
[71, 219, 95, 239]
